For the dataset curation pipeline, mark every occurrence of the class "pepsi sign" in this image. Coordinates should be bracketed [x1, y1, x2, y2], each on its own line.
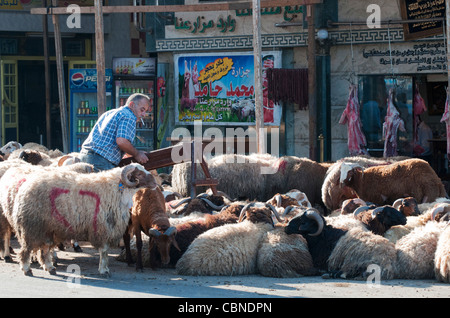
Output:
[69, 69, 113, 91]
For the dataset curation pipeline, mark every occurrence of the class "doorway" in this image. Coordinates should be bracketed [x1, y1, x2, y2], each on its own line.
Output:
[17, 60, 68, 151]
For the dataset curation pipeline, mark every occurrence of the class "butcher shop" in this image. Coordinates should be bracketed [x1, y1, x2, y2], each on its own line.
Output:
[146, 0, 449, 176]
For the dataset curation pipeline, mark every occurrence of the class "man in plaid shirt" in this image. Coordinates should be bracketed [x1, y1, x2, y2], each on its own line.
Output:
[80, 93, 150, 171]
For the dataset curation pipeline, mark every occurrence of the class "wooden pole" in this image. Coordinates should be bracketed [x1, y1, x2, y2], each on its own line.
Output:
[95, 0, 106, 116]
[252, 0, 264, 154]
[42, 0, 51, 149]
[51, 0, 68, 153]
[307, 4, 317, 161]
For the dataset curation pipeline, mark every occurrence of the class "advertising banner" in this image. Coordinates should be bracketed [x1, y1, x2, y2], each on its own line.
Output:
[174, 51, 282, 126]
[113, 57, 156, 77]
[69, 69, 113, 91]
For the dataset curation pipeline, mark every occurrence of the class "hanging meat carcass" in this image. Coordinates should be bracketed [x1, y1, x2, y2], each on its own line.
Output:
[440, 88, 450, 161]
[383, 88, 406, 157]
[339, 84, 369, 156]
[413, 83, 427, 146]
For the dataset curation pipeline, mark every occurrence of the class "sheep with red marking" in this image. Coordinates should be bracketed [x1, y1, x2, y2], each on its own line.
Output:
[11, 163, 157, 277]
[123, 186, 180, 271]
[323, 159, 446, 211]
[0, 162, 94, 263]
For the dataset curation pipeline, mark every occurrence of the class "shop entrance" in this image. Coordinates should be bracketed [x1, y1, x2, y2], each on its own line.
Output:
[17, 60, 67, 150]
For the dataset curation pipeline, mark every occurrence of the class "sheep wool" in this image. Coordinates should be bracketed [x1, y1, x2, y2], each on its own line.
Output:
[176, 220, 273, 276]
[256, 226, 316, 278]
[434, 225, 450, 283]
[327, 227, 397, 280]
[11, 164, 154, 276]
[394, 221, 448, 279]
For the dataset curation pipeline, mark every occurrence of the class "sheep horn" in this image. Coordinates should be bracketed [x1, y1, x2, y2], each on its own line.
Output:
[430, 204, 447, 221]
[238, 202, 255, 222]
[305, 209, 324, 237]
[353, 205, 371, 218]
[121, 165, 140, 187]
[169, 197, 192, 209]
[283, 205, 296, 217]
[392, 198, 403, 210]
[199, 197, 225, 210]
[371, 206, 385, 219]
[266, 203, 283, 223]
[163, 226, 177, 237]
[275, 194, 282, 207]
[148, 228, 162, 237]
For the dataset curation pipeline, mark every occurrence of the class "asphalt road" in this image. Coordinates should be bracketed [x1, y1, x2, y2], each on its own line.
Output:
[0, 242, 448, 300]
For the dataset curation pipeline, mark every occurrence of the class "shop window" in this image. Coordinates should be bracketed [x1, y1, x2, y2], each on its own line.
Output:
[358, 75, 413, 157]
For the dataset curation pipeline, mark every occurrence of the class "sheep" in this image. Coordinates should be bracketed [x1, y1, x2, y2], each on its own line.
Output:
[256, 205, 317, 278]
[123, 186, 179, 271]
[394, 220, 448, 280]
[176, 202, 282, 276]
[323, 159, 447, 211]
[352, 205, 407, 235]
[0, 141, 22, 159]
[285, 208, 397, 280]
[0, 161, 95, 262]
[383, 200, 450, 243]
[266, 189, 312, 211]
[392, 197, 420, 217]
[11, 163, 157, 276]
[168, 192, 227, 216]
[434, 225, 450, 283]
[171, 154, 331, 209]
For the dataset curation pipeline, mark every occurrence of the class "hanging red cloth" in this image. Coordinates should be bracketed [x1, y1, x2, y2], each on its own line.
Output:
[440, 88, 450, 160]
[339, 84, 369, 156]
[383, 89, 406, 157]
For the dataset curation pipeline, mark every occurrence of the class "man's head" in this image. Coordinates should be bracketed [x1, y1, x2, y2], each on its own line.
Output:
[127, 93, 150, 121]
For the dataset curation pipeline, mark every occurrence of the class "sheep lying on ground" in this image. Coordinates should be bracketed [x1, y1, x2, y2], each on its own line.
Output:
[168, 192, 226, 216]
[352, 205, 407, 235]
[434, 225, 450, 283]
[285, 208, 397, 280]
[0, 141, 22, 159]
[383, 200, 449, 243]
[176, 202, 281, 276]
[394, 220, 448, 280]
[257, 205, 316, 278]
[11, 163, 157, 276]
[323, 159, 447, 211]
[123, 186, 179, 271]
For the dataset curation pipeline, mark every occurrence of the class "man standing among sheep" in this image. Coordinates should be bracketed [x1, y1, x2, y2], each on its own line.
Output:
[80, 93, 150, 171]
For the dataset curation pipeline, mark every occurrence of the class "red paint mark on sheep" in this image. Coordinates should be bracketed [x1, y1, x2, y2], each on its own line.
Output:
[16, 178, 26, 191]
[79, 190, 101, 234]
[50, 188, 73, 230]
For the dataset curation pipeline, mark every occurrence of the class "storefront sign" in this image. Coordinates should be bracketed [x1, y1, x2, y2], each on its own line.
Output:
[399, 0, 445, 40]
[174, 51, 282, 126]
[113, 57, 156, 77]
[361, 42, 447, 73]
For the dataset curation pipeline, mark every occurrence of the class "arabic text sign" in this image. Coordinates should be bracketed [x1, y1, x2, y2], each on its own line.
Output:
[174, 52, 282, 126]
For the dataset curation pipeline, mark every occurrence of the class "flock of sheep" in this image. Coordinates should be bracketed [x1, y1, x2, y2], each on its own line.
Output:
[0, 141, 449, 284]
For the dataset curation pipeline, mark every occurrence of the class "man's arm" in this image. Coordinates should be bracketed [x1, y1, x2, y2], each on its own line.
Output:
[116, 137, 149, 164]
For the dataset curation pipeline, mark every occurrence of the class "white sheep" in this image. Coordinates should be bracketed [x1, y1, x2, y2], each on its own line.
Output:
[11, 163, 157, 276]
[0, 162, 94, 262]
[434, 225, 450, 283]
[175, 202, 281, 276]
[394, 221, 448, 279]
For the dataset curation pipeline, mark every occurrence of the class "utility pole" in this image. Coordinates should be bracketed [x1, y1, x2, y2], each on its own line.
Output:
[252, 0, 265, 154]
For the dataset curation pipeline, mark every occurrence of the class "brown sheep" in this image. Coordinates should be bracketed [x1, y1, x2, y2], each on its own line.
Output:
[325, 159, 447, 211]
[123, 187, 180, 271]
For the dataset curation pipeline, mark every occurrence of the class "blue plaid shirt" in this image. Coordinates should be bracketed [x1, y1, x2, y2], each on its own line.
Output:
[82, 106, 137, 165]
